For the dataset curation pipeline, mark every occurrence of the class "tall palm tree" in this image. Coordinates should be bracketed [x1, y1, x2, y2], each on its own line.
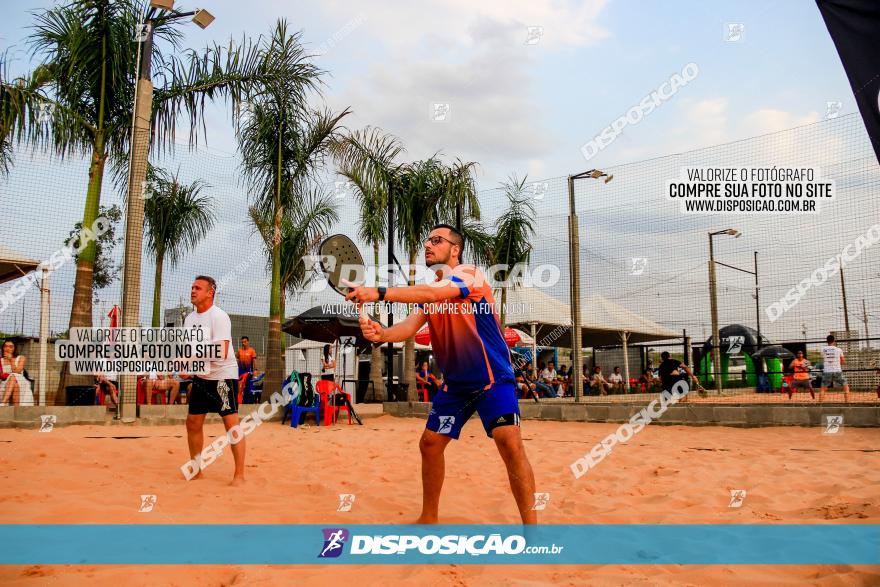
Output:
[247, 189, 339, 323]
[143, 166, 214, 327]
[238, 23, 349, 398]
[331, 127, 405, 400]
[393, 157, 480, 399]
[484, 175, 536, 326]
[0, 2, 307, 359]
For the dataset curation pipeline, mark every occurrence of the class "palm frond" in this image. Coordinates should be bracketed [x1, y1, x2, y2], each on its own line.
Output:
[143, 166, 215, 266]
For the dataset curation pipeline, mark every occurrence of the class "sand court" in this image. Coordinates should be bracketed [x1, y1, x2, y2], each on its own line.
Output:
[0, 415, 878, 585]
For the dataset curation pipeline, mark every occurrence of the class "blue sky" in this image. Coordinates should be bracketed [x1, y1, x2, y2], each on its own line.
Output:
[0, 0, 856, 186]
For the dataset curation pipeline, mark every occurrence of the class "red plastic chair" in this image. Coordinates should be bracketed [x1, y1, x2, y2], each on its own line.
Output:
[315, 379, 336, 426]
[136, 377, 146, 405]
[329, 383, 353, 425]
[416, 382, 429, 402]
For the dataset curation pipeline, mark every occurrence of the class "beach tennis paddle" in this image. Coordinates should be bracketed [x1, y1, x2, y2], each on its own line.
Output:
[318, 234, 367, 299]
[317, 233, 382, 326]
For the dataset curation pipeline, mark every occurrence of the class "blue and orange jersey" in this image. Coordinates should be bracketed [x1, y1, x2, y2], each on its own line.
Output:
[418, 265, 515, 393]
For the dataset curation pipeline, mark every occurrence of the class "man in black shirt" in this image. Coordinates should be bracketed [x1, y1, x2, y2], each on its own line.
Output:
[657, 351, 704, 400]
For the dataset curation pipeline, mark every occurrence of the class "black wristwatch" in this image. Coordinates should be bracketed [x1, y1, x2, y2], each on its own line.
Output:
[378, 286, 387, 301]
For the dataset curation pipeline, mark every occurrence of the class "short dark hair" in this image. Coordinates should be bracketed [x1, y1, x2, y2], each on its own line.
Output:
[827, 334, 835, 344]
[431, 223, 465, 261]
[661, 351, 670, 360]
[195, 275, 217, 292]
[241, 336, 249, 341]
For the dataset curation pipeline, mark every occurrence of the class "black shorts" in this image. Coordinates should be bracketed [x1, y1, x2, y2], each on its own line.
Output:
[188, 376, 238, 417]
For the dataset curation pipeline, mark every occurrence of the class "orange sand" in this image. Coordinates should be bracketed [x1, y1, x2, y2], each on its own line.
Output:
[1, 414, 878, 585]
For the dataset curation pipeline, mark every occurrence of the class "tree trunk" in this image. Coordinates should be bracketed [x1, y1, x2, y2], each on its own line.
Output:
[57, 136, 106, 403]
[151, 251, 164, 327]
[264, 207, 283, 401]
[404, 250, 417, 401]
[368, 241, 383, 401]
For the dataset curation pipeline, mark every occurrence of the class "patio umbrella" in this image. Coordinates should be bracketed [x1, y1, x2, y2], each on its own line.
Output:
[282, 305, 375, 347]
[751, 345, 794, 360]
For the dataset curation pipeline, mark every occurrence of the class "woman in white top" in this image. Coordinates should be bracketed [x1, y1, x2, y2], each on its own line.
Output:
[321, 343, 336, 381]
[0, 340, 34, 406]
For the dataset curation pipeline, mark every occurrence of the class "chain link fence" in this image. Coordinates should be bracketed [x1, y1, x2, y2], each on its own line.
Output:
[1, 113, 878, 408]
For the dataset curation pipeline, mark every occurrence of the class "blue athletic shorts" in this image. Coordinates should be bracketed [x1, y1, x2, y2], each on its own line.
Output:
[425, 380, 520, 440]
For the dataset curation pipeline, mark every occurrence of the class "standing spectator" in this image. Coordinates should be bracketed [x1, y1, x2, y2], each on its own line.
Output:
[321, 343, 336, 381]
[236, 336, 257, 376]
[820, 334, 850, 403]
[0, 340, 34, 406]
[608, 366, 625, 394]
[788, 350, 815, 400]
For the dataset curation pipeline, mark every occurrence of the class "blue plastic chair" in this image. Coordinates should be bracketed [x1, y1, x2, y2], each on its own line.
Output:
[283, 371, 321, 428]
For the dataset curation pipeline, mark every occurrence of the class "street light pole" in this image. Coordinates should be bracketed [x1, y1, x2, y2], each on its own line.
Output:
[119, 2, 214, 422]
[754, 251, 760, 349]
[567, 169, 612, 403]
[706, 228, 742, 395]
[707, 234, 722, 394]
[567, 176, 583, 402]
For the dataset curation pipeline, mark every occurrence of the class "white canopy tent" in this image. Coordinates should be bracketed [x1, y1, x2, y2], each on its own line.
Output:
[504, 287, 679, 387]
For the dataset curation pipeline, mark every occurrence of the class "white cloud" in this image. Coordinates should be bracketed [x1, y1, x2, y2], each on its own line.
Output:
[317, 0, 610, 51]
[742, 108, 820, 135]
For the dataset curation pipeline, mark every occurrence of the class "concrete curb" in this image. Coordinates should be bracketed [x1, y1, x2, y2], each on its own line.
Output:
[382, 401, 880, 428]
[0, 403, 385, 428]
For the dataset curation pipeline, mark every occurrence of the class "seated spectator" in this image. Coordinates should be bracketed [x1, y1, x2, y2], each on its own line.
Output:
[608, 366, 625, 394]
[637, 369, 652, 392]
[0, 340, 34, 406]
[416, 360, 440, 400]
[590, 366, 612, 396]
[557, 364, 570, 396]
[95, 372, 119, 407]
[146, 371, 180, 404]
[538, 361, 560, 398]
[434, 372, 447, 395]
[514, 365, 539, 403]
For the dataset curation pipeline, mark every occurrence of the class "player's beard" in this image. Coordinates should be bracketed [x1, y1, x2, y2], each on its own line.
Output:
[425, 249, 451, 267]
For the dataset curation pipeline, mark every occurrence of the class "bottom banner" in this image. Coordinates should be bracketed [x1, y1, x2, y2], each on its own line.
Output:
[2, 524, 877, 565]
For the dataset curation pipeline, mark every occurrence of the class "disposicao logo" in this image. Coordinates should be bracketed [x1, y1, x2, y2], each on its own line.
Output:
[318, 528, 349, 558]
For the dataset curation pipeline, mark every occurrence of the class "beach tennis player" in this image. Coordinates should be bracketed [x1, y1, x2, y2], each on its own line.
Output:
[345, 224, 538, 524]
[181, 275, 246, 485]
